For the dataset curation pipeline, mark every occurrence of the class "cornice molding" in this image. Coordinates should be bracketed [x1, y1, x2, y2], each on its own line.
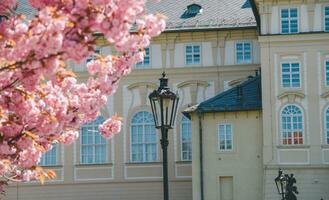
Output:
[177, 80, 209, 88]
[127, 82, 157, 90]
[277, 91, 305, 101]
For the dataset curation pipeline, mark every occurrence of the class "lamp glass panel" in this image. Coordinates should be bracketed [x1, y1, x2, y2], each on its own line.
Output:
[150, 96, 161, 128]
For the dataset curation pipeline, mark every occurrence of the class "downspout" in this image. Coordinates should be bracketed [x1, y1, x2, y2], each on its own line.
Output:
[197, 111, 204, 200]
[249, 0, 261, 34]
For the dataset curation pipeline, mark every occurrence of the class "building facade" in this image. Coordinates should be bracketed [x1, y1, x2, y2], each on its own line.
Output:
[187, 76, 264, 200]
[255, 0, 329, 199]
[188, 1, 329, 200]
[5, 0, 329, 199]
[5, 0, 261, 199]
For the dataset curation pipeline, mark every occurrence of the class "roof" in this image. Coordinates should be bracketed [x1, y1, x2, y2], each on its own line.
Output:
[147, 0, 256, 31]
[15, 0, 256, 31]
[16, 0, 36, 19]
[186, 75, 262, 114]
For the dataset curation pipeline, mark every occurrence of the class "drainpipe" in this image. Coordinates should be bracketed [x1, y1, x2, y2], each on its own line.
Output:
[249, 0, 261, 34]
[197, 111, 204, 200]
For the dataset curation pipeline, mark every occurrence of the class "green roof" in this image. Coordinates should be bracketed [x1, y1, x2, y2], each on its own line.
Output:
[192, 75, 262, 114]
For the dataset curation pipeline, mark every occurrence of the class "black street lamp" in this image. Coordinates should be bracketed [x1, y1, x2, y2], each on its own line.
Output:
[149, 72, 179, 200]
[274, 169, 299, 200]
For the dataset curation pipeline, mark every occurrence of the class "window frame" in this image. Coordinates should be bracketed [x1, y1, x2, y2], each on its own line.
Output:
[184, 44, 202, 66]
[80, 116, 109, 165]
[218, 123, 234, 152]
[280, 7, 299, 34]
[280, 61, 301, 89]
[180, 115, 192, 161]
[235, 41, 253, 65]
[325, 59, 329, 87]
[135, 47, 151, 69]
[324, 106, 329, 145]
[324, 5, 329, 32]
[39, 145, 57, 166]
[280, 104, 305, 145]
[130, 111, 158, 163]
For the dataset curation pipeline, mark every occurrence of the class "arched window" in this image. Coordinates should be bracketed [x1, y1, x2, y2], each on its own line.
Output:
[281, 105, 304, 145]
[131, 111, 157, 162]
[325, 108, 329, 144]
[80, 116, 107, 164]
[181, 115, 192, 161]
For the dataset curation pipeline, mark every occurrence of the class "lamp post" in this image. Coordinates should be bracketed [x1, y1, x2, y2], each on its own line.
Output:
[149, 72, 179, 200]
[274, 169, 299, 200]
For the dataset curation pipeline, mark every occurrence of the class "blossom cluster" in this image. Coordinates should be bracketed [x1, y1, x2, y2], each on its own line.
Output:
[0, 0, 165, 193]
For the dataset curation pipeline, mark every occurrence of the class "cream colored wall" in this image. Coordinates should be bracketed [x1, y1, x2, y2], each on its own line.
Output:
[191, 111, 263, 200]
[257, 0, 329, 197]
[259, 33, 329, 200]
[5, 181, 192, 200]
[258, 0, 329, 35]
[5, 29, 260, 200]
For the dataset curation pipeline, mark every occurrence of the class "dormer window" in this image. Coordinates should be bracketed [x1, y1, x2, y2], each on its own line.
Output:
[187, 4, 202, 15]
[181, 4, 202, 18]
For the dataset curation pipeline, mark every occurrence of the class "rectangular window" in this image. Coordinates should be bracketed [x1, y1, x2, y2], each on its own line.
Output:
[185, 45, 201, 65]
[281, 62, 300, 88]
[236, 42, 252, 64]
[218, 124, 233, 151]
[325, 6, 329, 32]
[324, 108, 329, 144]
[181, 116, 192, 161]
[325, 60, 329, 86]
[136, 48, 150, 68]
[39, 146, 57, 166]
[80, 117, 107, 164]
[281, 8, 298, 34]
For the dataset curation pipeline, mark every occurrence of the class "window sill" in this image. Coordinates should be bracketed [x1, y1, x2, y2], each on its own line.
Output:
[185, 64, 202, 67]
[39, 165, 63, 168]
[280, 32, 300, 35]
[175, 160, 192, 164]
[217, 150, 235, 154]
[276, 145, 310, 149]
[235, 62, 253, 65]
[134, 67, 151, 70]
[279, 88, 303, 93]
[125, 162, 162, 166]
[75, 163, 113, 167]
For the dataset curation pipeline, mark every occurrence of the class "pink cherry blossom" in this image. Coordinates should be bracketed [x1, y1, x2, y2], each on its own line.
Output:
[0, 0, 17, 14]
[99, 116, 122, 139]
[0, 0, 166, 194]
[59, 130, 79, 145]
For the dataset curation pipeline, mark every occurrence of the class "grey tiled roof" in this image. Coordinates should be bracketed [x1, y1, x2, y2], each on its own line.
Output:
[15, 0, 256, 31]
[195, 75, 262, 113]
[146, 0, 256, 31]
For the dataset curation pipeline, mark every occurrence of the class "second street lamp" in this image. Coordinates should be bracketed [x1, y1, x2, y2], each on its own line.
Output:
[149, 72, 179, 200]
[274, 169, 299, 200]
